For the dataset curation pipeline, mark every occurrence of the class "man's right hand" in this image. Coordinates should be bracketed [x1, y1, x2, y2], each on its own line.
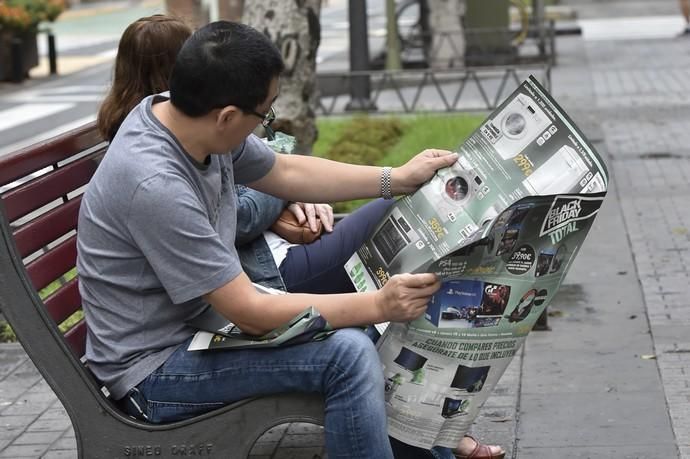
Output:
[374, 273, 441, 322]
[392, 149, 458, 195]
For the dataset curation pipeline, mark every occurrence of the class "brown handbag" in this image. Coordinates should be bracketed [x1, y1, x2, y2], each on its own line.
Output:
[269, 208, 324, 244]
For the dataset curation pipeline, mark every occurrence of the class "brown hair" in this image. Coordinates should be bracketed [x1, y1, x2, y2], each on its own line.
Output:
[97, 15, 192, 141]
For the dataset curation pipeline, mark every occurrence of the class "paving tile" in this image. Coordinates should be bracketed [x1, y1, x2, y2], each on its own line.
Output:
[519, 391, 675, 448]
[0, 443, 49, 458]
[286, 422, 323, 435]
[12, 430, 62, 446]
[26, 418, 72, 433]
[248, 440, 278, 456]
[41, 451, 77, 459]
[280, 433, 325, 448]
[49, 436, 76, 451]
[270, 447, 324, 459]
[518, 444, 679, 459]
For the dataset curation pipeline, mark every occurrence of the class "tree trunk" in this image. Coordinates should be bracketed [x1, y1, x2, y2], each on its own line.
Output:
[427, 0, 465, 68]
[385, 0, 401, 70]
[218, 0, 243, 22]
[243, 0, 321, 155]
[165, 0, 208, 29]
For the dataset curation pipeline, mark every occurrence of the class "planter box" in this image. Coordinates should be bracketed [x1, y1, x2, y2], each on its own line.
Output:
[0, 30, 39, 82]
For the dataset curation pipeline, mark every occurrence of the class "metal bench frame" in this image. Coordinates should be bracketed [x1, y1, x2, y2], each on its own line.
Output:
[0, 122, 324, 459]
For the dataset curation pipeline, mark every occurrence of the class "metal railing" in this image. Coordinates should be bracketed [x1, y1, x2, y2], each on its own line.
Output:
[316, 63, 551, 115]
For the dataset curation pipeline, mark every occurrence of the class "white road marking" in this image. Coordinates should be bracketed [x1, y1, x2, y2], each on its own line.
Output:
[6, 95, 105, 103]
[0, 103, 75, 132]
[0, 114, 96, 158]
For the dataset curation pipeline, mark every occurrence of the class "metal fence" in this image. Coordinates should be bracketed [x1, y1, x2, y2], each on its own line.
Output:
[316, 63, 551, 115]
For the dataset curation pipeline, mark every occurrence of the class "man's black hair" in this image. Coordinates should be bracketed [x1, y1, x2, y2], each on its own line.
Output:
[170, 21, 285, 117]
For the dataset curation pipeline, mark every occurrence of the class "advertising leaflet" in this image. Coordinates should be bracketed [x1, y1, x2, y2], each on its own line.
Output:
[344, 76, 609, 449]
[187, 284, 333, 351]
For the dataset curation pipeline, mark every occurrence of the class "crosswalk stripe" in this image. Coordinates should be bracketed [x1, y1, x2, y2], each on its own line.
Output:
[41, 85, 108, 94]
[7, 95, 104, 103]
[0, 114, 96, 158]
[0, 103, 76, 133]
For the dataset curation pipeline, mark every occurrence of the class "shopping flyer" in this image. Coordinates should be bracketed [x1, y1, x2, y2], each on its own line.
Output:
[345, 75, 609, 449]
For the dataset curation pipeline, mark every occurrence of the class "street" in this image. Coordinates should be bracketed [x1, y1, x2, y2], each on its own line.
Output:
[2, 0, 689, 158]
[0, 0, 390, 156]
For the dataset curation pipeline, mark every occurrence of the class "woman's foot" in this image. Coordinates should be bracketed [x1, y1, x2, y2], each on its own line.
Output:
[453, 435, 505, 459]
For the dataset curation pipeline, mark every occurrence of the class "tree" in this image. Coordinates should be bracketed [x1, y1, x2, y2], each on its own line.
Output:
[385, 0, 401, 70]
[218, 0, 243, 21]
[243, 0, 322, 155]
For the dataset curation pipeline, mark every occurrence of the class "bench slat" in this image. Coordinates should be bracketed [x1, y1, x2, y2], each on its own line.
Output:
[26, 236, 77, 291]
[44, 278, 81, 326]
[14, 197, 81, 258]
[0, 122, 102, 187]
[64, 320, 87, 358]
[3, 150, 103, 222]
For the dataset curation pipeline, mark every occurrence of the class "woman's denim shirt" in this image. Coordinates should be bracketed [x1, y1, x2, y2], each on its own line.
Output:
[235, 185, 287, 291]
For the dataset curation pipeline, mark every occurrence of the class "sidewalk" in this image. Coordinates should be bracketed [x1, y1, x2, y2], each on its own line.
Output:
[2, 8, 690, 459]
[26, 0, 166, 80]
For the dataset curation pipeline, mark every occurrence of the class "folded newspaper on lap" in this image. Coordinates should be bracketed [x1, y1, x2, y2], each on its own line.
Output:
[187, 284, 333, 351]
[345, 76, 609, 449]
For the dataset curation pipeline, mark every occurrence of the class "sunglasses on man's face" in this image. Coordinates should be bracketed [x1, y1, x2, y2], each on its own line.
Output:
[246, 105, 277, 140]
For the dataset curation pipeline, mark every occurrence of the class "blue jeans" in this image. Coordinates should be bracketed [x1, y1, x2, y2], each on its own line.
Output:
[123, 329, 395, 458]
[281, 198, 395, 293]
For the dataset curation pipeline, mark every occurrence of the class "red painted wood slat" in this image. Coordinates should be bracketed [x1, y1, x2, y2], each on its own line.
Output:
[26, 236, 76, 291]
[64, 320, 87, 358]
[0, 123, 102, 187]
[3, 151, 103, 222]
[13, 197, 81, 258]
[65, 320, 86, 358]
[44, 278, 81, 325]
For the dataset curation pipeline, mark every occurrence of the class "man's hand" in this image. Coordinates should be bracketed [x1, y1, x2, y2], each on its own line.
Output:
[287, 202, 335, 233]
[374, 273, 441, 322]
[392, 149, 458, 195]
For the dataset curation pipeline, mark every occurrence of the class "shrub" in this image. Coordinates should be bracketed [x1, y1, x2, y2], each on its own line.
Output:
[0, 0, 66, 33]
[319, 116, 404, 213]
[0, 321, 16, 343]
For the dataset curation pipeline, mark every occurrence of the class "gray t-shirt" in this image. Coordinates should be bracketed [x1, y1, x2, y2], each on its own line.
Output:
[77, 95, 275, 399]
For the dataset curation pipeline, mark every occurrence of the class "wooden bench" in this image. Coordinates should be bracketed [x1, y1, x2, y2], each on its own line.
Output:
[0, 122, 324, 458]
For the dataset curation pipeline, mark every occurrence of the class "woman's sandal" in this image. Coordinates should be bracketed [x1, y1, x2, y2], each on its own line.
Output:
[453, 435, 506, 459]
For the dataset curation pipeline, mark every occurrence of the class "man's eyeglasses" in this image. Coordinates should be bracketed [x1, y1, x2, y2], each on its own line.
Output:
[246, 105, 277, 140]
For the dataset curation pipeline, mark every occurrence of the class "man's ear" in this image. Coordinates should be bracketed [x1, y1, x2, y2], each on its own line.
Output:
[216, 106, 240, 129]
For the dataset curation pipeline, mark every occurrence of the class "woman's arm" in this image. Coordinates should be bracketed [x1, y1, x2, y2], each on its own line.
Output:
[235, 185, 286, 245]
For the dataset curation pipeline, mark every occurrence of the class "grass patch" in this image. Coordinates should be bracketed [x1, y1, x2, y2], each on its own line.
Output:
[0, 322, 16, 343]
[40, 268, 77, 299]
[382, 113, 485, 165]
[314, 113, 485, 212]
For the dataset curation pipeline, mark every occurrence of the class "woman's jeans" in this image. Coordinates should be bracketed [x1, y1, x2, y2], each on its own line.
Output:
[280, 198, 395, 293]
[122, 329, 395, 458]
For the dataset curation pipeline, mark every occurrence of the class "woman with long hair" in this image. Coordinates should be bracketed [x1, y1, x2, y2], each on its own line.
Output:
[97, 15, 192, 142]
